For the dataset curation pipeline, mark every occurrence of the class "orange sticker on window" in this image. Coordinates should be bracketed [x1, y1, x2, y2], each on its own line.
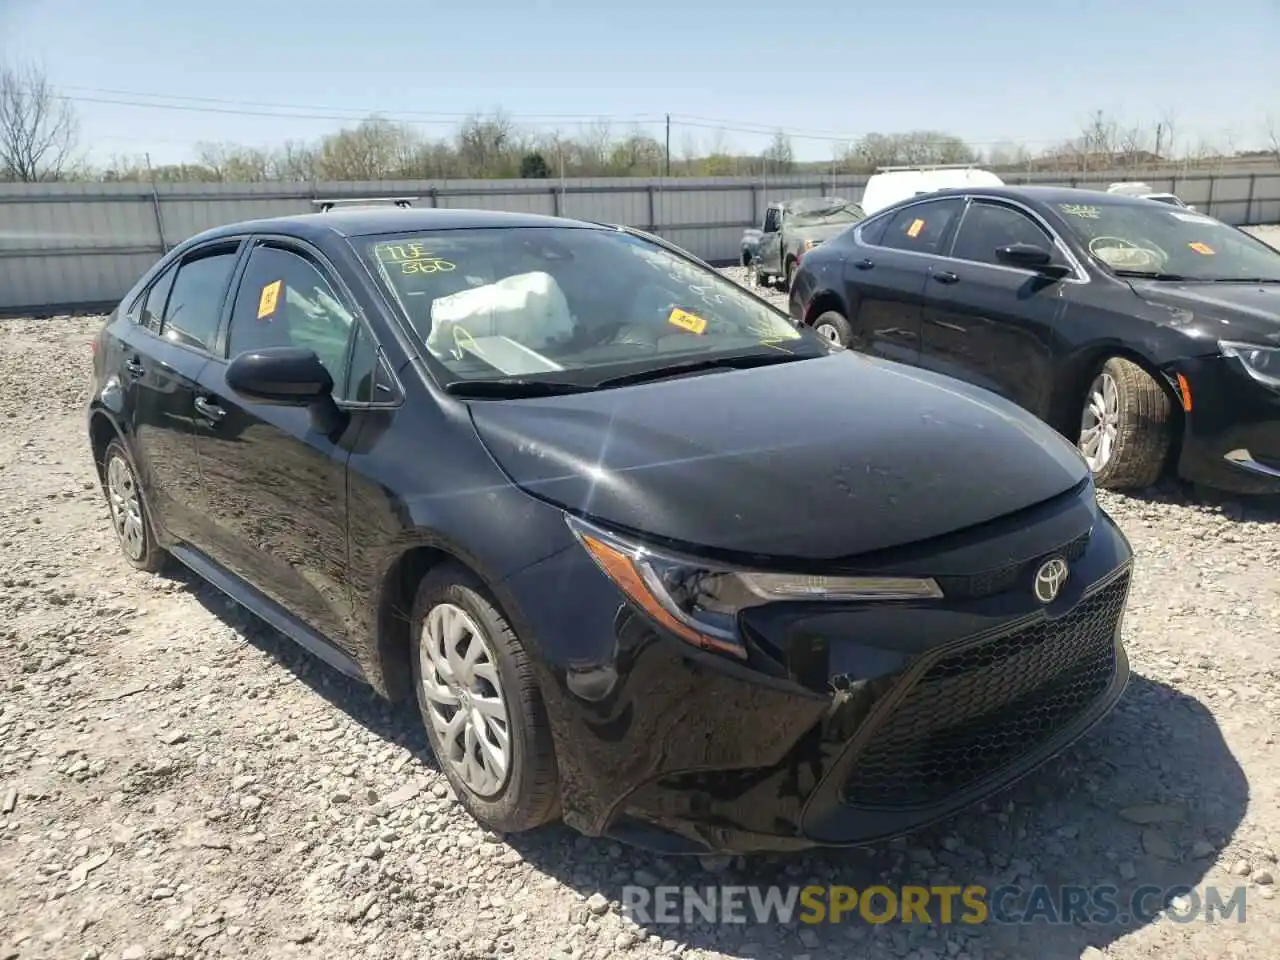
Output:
[1188, 242, 1215, 255]
[906, 219, 926, 239]
[257, 280, 282, 319]
[668, 308, 707, 335]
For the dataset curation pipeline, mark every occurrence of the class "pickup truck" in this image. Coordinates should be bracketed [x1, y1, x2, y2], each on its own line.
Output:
[741, 197, 865, 290]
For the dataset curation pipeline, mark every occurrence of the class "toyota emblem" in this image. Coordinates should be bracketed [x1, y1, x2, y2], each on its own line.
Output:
[1033, 558, 1070, 604]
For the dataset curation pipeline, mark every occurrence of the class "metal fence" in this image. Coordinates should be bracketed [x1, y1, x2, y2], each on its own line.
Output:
[2, 166, 1278, 317]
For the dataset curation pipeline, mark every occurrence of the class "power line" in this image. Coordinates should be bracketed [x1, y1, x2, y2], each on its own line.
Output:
[39, 82, 1252, 153]
[48, 85, 665, 126]
[28, 84, 1071, 148]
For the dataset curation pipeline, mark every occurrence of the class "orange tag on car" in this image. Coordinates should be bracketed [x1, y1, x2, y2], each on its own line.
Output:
[1188, 242, 1215, 255]
[906, 219, 925, 238]
[668, 308, 707, 334]
[257, 280, 282, 319]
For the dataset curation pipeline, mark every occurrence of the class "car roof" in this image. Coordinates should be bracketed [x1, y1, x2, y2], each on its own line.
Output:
[188, 207, 607, 247]
[912, 184, 1157, 207]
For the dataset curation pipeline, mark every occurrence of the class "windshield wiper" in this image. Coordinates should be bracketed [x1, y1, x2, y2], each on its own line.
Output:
[1111, 269, 1192, 281]
[1206, 277, 1280, 284]
[593, 352, 806, 388]
[443, 378, 595, 398]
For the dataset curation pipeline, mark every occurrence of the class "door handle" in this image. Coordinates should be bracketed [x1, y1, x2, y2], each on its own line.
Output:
[932, 271, 960, 285]
[125, 358, 145, 378]
[194, 396, 226, 421]
[854, 258, 875, 270]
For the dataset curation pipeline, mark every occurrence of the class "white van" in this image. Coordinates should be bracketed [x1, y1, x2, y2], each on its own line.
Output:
[860, 165, 1005, 216]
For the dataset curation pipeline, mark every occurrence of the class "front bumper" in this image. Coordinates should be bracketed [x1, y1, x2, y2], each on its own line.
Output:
[503, 482, 1134, 855]
[1173, 354, 1280, 495]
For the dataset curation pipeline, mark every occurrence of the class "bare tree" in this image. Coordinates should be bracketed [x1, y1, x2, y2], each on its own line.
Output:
[1267, 116, 1280, 166]
[315, 116, 418, 180]
[761, 129, 794, 175]
[678, 131, 700, 174]
[456, 110, 519, 177]
[1156, 109, 1178, 159]
[0, 60, 79, 181]
[270, 140, 318, 182]
[573, 119, 613, 176]
[194, 142, 272, 181]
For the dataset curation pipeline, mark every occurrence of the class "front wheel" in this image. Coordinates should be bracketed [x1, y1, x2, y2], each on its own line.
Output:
[811, 310, 852, 349]
[1077, 357, 1172, 491]
[410, 563, 560, 834]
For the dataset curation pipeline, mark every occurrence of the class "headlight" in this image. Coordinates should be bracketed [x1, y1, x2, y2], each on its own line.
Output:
[1220, 341, 1280, 387]
[566, 515, 942, 659]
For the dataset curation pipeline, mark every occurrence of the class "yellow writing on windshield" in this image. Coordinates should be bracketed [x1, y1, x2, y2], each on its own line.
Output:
[1188, 242, 1215, 255]
[1059, 204, 1101, 219]
[257, 280, 281, 319]
[668, 308, 707, 335]
[374, 241, 457, 276]
[748, 315, 800, 353]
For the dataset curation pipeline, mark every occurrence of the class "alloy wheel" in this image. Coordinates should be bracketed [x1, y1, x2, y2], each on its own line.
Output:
[418, 602, 512, 798]
[106, 454, 146, 561]
[1079, 372, 1120, 471]
[815, 322, 843, 346]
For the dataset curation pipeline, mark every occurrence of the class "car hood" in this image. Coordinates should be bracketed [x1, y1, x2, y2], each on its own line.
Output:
[1130, 280, 1280, 346]
[793, 222, 859, 243]
[467, 352, 1089, 562]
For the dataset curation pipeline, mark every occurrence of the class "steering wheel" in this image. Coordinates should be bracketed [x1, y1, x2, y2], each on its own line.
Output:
[1088, 235, 1169, 270]
[1088, 236, 1139, 253]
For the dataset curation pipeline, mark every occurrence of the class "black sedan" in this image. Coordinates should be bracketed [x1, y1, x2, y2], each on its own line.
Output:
[789, 186, 1280, 495]
[87, 206, 1133, 855]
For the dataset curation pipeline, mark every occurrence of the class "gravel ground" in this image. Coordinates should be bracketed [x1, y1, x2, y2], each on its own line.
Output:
[4, 257, 1280, 960]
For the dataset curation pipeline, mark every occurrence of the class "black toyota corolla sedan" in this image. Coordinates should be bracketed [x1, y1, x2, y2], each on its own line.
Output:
[87, 206, 1133, 855]
[788, 186, 1280, 495]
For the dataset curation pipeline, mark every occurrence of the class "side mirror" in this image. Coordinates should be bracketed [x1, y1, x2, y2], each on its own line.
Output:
[226, 347, 334, 406]
[995, 242, 1053, 267]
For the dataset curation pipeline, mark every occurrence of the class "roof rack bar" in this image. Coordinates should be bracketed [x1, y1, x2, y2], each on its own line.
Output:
[312, 197, 418, 213]
[874, 163, 980, 172]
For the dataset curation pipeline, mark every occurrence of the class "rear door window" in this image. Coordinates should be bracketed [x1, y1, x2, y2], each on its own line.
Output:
[877, 198, 966, 254]
[160, 246, 240, 352]
[140, 265, 177, 333]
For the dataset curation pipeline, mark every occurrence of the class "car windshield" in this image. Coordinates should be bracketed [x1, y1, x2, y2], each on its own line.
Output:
[1054, 199, 1280, 281]
[788, 198, 865, 226]
[360, 226, 824, 386]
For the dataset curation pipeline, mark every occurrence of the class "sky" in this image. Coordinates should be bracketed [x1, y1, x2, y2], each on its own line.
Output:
[1, 0, 1278, 167]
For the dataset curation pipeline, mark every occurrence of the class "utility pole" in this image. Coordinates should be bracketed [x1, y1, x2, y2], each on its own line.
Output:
[1154, 123, 1164, 159]
[664, 114, 671, 177]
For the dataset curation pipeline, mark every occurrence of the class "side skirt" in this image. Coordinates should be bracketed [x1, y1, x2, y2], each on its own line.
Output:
[169, 544, 368, 684]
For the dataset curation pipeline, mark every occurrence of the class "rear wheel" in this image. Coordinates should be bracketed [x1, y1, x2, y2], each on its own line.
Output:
[102, 439, 167, 573]
[1078, 357, 1172, 491]
[410, 563, 560, 834]
[812, 310, 852, 349]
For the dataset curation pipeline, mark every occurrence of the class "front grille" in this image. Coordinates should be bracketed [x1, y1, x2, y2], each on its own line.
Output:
[933, 530, 1091, 600]
[840, 570, 1128, 809]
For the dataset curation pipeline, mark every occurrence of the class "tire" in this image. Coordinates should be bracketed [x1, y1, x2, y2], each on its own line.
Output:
[741, 249, 752, 268]
[811, 310, 852, 349]
[102, 438, 167, 573]
[409, 562, 560, 834]
[783, 257, 797, 291]
[1078, 357, 1172, 491]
